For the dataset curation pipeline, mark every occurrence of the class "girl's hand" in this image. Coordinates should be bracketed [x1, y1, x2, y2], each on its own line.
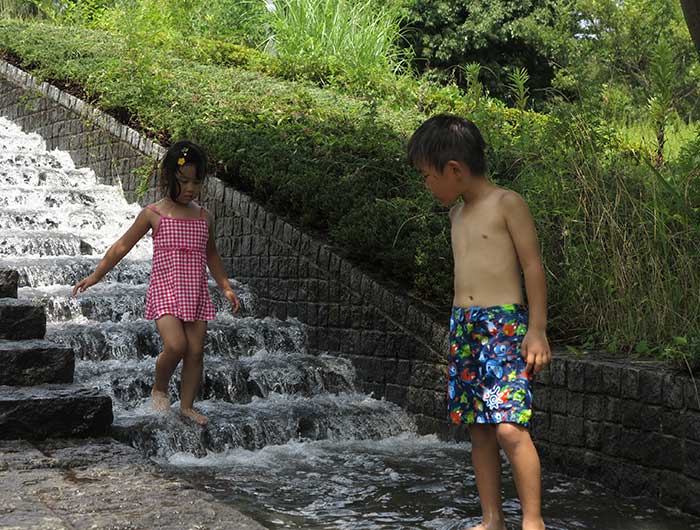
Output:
[521, 329, 551, 375]
[72, 274, 99, 297]
[223, 288, 241, 314]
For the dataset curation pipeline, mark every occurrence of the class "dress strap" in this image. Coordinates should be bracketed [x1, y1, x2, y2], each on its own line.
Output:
[146, 204, 162, 216]
[199, 207, 206, 219]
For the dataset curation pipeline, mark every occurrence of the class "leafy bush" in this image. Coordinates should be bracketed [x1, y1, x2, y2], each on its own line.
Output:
[1, 18, 699, 368]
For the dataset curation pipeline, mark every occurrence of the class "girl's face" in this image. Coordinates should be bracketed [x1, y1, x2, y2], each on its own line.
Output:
[174, 163, 202, 204]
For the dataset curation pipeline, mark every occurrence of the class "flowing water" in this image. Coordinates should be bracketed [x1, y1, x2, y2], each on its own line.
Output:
[2, 115, 699, 530]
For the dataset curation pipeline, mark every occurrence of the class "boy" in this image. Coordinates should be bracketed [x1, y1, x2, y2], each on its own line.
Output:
[408, 114, 551, 530]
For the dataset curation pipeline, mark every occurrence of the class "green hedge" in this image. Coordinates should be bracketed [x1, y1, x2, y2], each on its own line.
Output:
[1, 19, 698, 367]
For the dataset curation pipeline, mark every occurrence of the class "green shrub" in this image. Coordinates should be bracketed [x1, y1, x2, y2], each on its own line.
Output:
[398, 0, 573, 106]
[1, 18, 698, 368]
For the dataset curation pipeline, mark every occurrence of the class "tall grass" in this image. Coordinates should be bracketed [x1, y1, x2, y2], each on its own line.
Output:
[0, 0, 38, 18]
[617, 115, 699, 162]
[528, 114, 700, 366]
[263, 0, 407, 80]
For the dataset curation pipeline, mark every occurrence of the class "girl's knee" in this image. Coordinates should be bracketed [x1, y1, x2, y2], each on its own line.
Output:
[163, 338, 188, 360]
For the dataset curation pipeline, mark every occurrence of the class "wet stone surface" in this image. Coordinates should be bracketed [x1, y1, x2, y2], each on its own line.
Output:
[0, 438, 266, 530]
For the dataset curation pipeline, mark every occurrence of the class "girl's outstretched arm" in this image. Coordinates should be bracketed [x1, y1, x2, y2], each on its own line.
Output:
[205, 210, 240, 313]
[72, 208, 153, 296]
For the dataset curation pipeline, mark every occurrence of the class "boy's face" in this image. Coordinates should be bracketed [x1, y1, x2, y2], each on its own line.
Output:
[418, 161, 467, 206]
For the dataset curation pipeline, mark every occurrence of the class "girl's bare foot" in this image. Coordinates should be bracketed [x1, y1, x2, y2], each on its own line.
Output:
[181, 407, 208, 426]
[465, 522, 507, 530]
[151, 389, 171, 412]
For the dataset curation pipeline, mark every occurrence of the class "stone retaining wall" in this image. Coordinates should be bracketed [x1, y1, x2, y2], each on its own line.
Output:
[2, 58, 699, 515]
[533, 355, 700, 513]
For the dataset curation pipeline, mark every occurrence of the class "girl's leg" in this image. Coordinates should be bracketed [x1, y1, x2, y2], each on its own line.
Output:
[495, 423, 545, 530]
[180, 320, 208, 425]
[466, 424, 507, 530]
[152, 315, 188, 411]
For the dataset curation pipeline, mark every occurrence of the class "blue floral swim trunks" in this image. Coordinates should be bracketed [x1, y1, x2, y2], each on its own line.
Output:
[447, 304, 532, 426]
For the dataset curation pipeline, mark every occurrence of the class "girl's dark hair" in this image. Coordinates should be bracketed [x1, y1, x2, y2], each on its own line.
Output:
[407, 114, 486, 176]
[158, 140, 208, 201]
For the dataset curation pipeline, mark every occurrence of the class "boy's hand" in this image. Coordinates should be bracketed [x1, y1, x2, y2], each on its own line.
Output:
[72, 274, 98, 297]
[522, 330, 551, 375]
[223, 288, 241, 314]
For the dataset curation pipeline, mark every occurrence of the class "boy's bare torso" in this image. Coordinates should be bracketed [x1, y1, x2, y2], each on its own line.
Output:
[451, 187, 523, 308]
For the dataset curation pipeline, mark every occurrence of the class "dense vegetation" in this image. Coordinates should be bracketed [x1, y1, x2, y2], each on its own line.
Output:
[1, 0, 698, 368]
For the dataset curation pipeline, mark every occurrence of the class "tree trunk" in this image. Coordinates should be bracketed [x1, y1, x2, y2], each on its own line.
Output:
[680, 0, 700, 52]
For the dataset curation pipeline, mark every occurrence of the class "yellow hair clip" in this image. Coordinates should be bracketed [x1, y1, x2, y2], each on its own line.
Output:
[177, 157, 186, 166]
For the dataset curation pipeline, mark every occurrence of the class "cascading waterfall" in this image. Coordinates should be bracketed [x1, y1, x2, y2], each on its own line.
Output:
[3, 115, 697, 530]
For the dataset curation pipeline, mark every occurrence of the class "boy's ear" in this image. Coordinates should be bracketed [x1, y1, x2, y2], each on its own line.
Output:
[445, 160, 471, 181]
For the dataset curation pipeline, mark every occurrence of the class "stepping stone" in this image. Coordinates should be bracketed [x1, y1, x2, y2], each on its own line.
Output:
[0, 384, 113, 440]
[0, 298, 46, 339]
[0, 339, 74, 385]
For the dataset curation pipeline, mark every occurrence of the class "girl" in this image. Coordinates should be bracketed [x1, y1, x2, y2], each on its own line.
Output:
[73, 140, 240, 426]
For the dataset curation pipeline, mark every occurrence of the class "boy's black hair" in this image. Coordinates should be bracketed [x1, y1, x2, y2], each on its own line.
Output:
[158, 140, 208, 201]
[407, 114, 486, 176]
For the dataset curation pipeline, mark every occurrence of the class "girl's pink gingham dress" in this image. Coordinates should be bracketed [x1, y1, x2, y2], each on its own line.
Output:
[144, 204, 216, 321]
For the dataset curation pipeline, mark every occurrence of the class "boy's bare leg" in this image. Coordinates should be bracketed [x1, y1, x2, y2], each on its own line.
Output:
[152, 316, 187, 412]
[180, 320, 208, 425]
[496, 423, 545, 530]
[466, 424, 507, 530]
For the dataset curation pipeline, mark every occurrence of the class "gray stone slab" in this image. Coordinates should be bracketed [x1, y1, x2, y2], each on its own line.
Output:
[0, 298, 46, 340]
[0, 385, 112, 440]
[0, 340, 74, 386]
[0, 438, 266, 530]
[0, 268, 18, 298]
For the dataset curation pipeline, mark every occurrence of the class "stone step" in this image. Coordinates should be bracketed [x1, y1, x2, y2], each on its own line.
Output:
[0, 184, 120, 210]
[19, 278, 255, 323]
[0, 339, 74, 386]
[0, 256, 152, 288]
[47, 316, 304, 362]
[0, 206, 128, 233]
[0, 298, 46, 340]
[0, 384, 113, 440]
[0, 230, 100, 257]
[0, 268, 18, 298]
[0, 150, 99, 187]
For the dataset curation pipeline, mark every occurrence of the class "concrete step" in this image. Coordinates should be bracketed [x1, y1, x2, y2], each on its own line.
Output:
[0, 339, 74, 386]
[0, 298, 45, 339]
[0, 384, 113, 440]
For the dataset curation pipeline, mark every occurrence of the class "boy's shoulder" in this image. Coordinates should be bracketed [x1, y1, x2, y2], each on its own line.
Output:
[495, 187, 527, 210]
[449, 187, 526, 220]
[473, 185, 527, 216]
